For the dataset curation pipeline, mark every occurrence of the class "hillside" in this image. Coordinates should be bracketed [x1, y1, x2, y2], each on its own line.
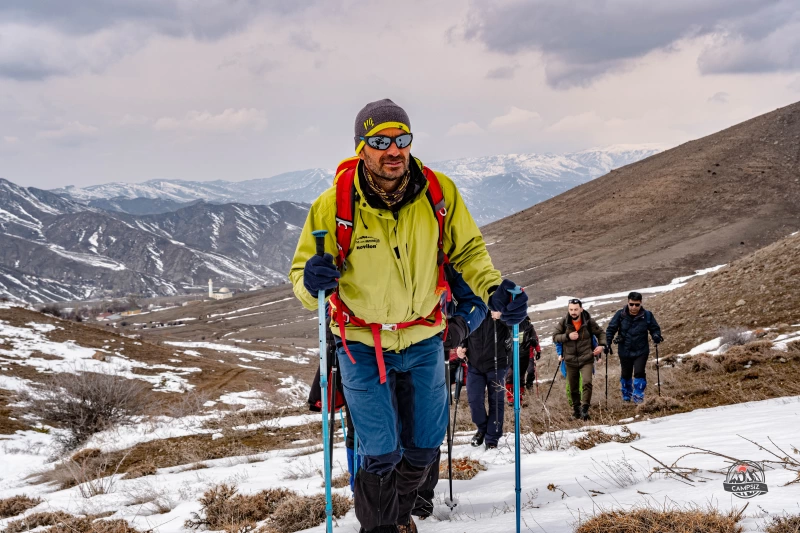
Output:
[0, 178, 307, 302]
[649, 231, 800, 354]
[483, 101, 800, 303]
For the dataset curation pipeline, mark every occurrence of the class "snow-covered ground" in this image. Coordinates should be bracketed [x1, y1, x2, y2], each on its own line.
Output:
[528, 265, 727, 313]
[1, 396, 798, 533]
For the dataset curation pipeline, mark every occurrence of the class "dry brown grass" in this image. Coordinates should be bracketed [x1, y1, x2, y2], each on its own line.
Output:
[330, 472, 350, 489]
[31, 422, 320, 489]
[763, 513, 800, 533]
[575, 504, 744, 533]
[438, 457, 486, 480]
[636, 396, 683, 415]
[573, 426, 640, 450]
[44, 517, 142, 533]
[185, 483, 351, 533]
[0, 495, 42, 519]
[271, 494, 351, 533]
[5, 512, 75, 533]
[185, 484, 294, 533]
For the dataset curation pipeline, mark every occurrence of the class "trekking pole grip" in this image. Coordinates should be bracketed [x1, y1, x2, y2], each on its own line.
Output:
[312, 229, 328, 258]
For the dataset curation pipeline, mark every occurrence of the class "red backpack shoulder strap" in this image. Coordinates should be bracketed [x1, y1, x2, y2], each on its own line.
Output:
[422, 167, 447, 264]
[334, 157, 359, 269]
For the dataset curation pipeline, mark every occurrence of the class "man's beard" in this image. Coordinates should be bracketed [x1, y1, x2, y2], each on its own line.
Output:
[372, 154, 408, 180]
[570, 314, 580, 320]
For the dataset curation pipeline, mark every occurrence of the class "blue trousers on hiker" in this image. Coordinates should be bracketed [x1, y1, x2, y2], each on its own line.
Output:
[466, 365, 508, 446]
[337, 335, 448, 477]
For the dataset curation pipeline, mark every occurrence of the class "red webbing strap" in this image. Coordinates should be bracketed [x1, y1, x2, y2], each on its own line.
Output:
[334, 167, 356, 268]
[331, 291, 444, 385]
[369, 324, 388, 385]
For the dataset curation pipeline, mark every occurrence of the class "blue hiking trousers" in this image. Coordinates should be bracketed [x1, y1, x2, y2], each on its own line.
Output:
[337, 335, 448, 477]
[466, 365, 507, 446]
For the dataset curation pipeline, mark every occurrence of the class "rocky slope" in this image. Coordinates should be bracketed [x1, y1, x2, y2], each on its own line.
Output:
[649, 231, 800, 354]
[482, 101, 800, 303]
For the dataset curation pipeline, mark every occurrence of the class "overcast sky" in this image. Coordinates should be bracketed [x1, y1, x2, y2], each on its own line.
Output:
[1, 0, 799, 189]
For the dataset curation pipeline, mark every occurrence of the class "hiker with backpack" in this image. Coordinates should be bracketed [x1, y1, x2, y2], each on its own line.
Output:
[504, 316, 541, 406]
[605, 291, 663, 404]
[290, 99, 527, 533]
[460, 311, 511, 450]
[551, 299, 607, 421]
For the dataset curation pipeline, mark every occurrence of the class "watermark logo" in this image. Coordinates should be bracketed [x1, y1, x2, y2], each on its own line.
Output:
[722, 461, 768, 499]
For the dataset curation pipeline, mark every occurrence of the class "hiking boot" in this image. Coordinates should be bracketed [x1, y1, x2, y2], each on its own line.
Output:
[397, 517, 417, 533]
[572, 405, 582, 419]
[632, 378, 647, 404]
[471, 431, 485, 447]
[485, 442, 497, 450]
[620, 378, 633, 402]
[581, 404, 590, 421]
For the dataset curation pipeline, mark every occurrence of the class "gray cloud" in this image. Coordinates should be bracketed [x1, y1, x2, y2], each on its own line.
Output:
[486, 65, 516, 79]
[462, 0, 799, 88]
[0, 0, 316, 81]
[708, 91, 730, 104]
[288, 31, 322, 53]
[0, 1, 309, 39]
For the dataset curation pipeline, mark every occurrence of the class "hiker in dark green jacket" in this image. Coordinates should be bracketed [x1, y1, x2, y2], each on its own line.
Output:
[552, 299, 606, 420]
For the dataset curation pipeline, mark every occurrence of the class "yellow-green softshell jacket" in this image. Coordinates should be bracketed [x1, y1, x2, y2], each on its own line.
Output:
[289, 158, 502, 351]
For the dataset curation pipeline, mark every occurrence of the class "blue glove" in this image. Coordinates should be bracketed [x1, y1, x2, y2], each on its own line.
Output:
[489, 279, 528, 325]
[303, 253, 339, 297]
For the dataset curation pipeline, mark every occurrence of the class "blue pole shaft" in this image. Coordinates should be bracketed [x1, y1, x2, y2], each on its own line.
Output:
[510, 288, 523, 533]
[312, 230, 333, 533]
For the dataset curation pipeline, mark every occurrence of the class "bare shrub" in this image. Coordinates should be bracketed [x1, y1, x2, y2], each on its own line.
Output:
[0, 495, 42, 519]
[185, 483, 296, 533]
[575, 503, 744, 533]
[24, 372, 150, 450]
[636, 396, 683, 414]
[64, 450, 130, 498]
[124, 484, 178, 515]
[720, 327, 753, 348]
[281, 457, 322, 480]
[46, 517, 141, 533]
[5, 511, 74, 533]
[271, 493, 352, 533]
[588, 453, 642, 489]
[763, 513, 800, 533]
[330, 471, 350, 489]
[573, 426, 640, 450]
[437, 457, 486, 480]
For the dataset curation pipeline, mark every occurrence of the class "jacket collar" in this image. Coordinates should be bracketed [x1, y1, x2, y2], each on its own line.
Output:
[355, 157, 428, 214]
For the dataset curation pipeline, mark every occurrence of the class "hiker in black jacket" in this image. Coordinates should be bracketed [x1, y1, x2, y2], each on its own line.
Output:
[461, 311, 510, 449]
[605, 292, 663, 404]
[504, 316, 541, 405]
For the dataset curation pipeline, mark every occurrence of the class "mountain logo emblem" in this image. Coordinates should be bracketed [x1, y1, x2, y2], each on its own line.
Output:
[722, 461, 768, 499]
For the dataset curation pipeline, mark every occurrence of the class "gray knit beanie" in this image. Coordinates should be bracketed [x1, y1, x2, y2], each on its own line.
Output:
[354, 99, 411, 153]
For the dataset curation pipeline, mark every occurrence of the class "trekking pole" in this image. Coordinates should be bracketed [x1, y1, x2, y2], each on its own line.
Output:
[493, 318, 500, 432]
[445, 356, 457, 510]
[605, 347, 608, 404]
[446, 363, 466, 510]
[543, 362, 561, 404]
[656, 343, 661, 397]
[508, 287, 523, 533]
[312, 230, 333, 533]
[329, 353, 338, 465]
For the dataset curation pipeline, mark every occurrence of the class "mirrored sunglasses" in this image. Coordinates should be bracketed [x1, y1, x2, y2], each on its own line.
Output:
[361, 133, 413, 150]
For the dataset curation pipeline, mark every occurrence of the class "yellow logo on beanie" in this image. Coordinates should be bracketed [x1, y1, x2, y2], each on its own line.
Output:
[363, 117, 374, 131]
